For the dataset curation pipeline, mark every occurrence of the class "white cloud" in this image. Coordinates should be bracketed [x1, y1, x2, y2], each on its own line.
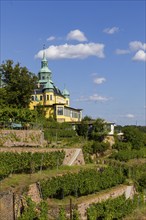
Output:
[93, 77, 106, 84]
[125, 114, 135, 118]
[67, 29, 87, 42]
[132, 50, 146, 62]
[115, 49, 130, 55]
[76, 93, 110, 102]
[129, 41, 146, 51]
[47, 36, 56, 41]
[115, 40, 146, 62]
[35, 43, 105, 60]
[103, 26, 119, 34]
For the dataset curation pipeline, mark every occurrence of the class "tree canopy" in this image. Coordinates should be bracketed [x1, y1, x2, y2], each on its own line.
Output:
[122, 126, 145, 149]
[88, 118, 107, 141]
[0, 60, 38, 108]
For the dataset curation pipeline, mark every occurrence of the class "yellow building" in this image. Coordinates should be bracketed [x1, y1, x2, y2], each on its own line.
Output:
[30, 51, 82, 122]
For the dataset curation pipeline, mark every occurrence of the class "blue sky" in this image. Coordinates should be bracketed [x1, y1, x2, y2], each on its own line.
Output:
[1, 0, 146, 125]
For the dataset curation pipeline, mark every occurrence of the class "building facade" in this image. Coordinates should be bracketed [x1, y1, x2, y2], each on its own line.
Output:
[29, 51, 82, 122]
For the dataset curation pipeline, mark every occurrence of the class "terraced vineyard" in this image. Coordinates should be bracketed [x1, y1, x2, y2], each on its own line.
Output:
[0, 124, 146, 219]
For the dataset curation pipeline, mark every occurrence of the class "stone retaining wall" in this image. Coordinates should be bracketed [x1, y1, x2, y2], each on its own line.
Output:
[77, 185, 136, 220]
[0, 130, 46, 147]
[0, 184, 136, 220]
[0, 191, 14, 220]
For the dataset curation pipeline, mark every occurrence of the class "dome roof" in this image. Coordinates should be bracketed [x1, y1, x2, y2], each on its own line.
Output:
[40, 66, 52, 73]
[62, 88, 70, 97]
[43, 80, 54, 91]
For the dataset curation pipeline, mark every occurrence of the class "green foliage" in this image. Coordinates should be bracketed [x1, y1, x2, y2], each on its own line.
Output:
[0, 151, 65, 180]
[18, 197, 37, 220]
[88, 118, 107, 142]
[58, 208, 67, 220]
[76, 120, 88, 138]
[122, 126, 145, 149]
[112, 141, 132, 151]
[0, 88, 7, 107]
[0, 60, 38, 108]
[110, 148, 146, 162]
[82, 115, 92, 121]
[0, 107, 37, 123]
[76, 117, 107, 142]
[92, 141, 109, 156]
[82, 141, 109, 163]
[37, 201, 48, 220]
[44, 121, 77, 142]
[40, 167, 125, 199]
[34, 104, 46, 122]
[72, 209, 80, 220]
[87, 194, 142, 220]
[82, 142, 94, 163]
[105, 159, 146, 191]
[138, 173, 146, 191]
[18, 198, 48, 220]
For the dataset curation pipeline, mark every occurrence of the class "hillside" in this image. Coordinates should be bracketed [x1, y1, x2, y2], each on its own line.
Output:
[0, 124, 146, 219]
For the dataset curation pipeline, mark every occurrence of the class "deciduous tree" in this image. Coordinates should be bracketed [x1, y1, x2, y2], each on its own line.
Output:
[0, 60, 38, 108]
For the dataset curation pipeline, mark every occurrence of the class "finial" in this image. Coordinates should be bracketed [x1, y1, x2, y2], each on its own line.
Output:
[43, 44, 46, 59]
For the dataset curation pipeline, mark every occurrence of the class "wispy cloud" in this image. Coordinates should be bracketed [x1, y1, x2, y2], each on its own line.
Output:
[125, 114, 135, 118]
[35, 43, 105, 60]
[76, 93, 110, 102]
[67, 29, 87, 42]
[47, 36, 56, 41]
[115, 49, 130, 55]
[93, 77, 106, 84]
[103, 26, 119, 34]
[89, 94, 109, 102]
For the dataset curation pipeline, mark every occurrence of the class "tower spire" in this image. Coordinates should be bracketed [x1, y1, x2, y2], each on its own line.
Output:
[39, 45, 52, 82]
[43, 44, 46, 59]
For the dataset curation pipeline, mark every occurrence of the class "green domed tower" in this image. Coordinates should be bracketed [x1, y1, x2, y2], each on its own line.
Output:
[38, 49, 52, 85]
[62, 88, 70, 106]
